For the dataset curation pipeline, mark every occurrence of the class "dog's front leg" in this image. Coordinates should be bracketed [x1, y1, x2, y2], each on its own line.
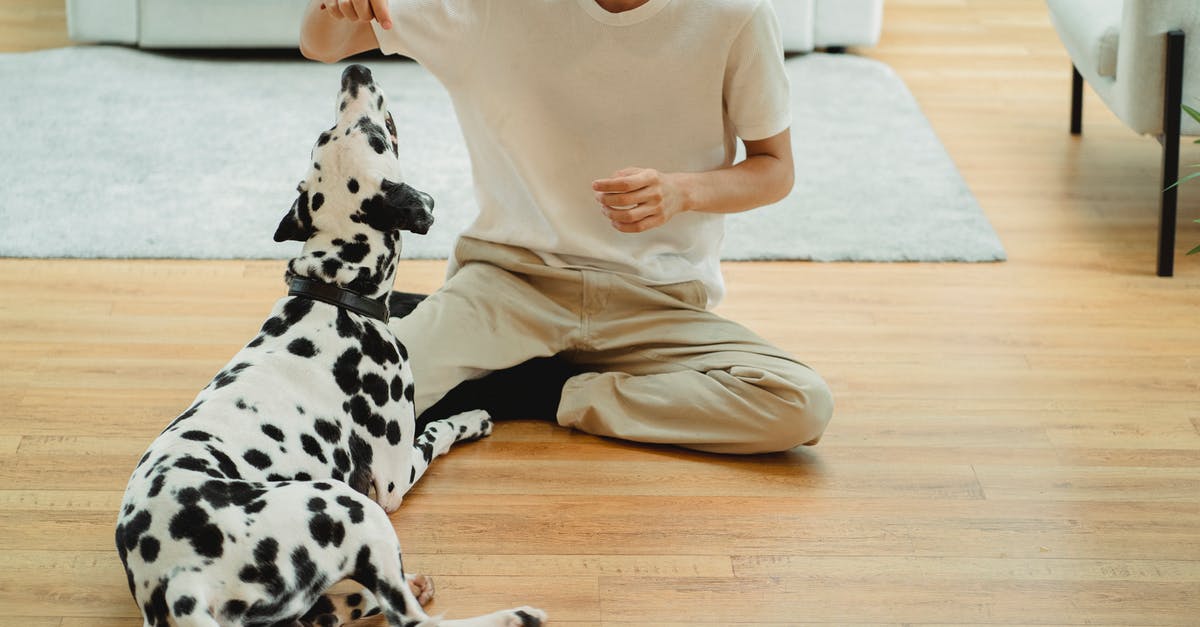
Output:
[408, 409, 494, 491]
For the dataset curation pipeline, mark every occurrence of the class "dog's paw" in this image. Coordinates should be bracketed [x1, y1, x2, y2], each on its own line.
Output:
[502, 607, 547, 627]
[447, 409, 493, 441]
[374, 480, 404, 513]
[406, 573, 435, 607]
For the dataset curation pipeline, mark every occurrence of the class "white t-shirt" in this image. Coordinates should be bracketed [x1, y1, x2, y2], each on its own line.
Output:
[373, 0, 790, 307]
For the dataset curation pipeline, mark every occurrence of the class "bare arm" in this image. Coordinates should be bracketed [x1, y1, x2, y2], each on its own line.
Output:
[300, 0, 391, 63]
[592, 128, 795, 233]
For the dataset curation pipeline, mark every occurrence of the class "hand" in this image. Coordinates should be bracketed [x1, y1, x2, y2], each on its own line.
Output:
[592, 167, 690, 233]
[320, 0, 393, 29]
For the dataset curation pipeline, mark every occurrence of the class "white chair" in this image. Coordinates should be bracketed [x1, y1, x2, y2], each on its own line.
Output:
[1046, 0, 1200, 276]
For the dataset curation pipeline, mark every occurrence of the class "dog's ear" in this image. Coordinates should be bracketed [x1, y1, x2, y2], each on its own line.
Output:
[358, 180, 435, 235]
[274, 190, 315, 242]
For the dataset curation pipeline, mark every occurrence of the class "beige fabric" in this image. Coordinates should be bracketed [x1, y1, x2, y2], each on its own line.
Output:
[389, 237, 834, 455]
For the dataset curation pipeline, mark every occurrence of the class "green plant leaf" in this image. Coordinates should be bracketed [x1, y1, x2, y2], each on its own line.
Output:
[1184, 103, 1200, 124]
[1163, 171, 1200, 191]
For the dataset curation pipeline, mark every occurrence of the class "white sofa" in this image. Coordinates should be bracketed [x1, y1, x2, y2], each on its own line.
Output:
[1046, 0, 1200, 276]
[66, 0, 883, 53]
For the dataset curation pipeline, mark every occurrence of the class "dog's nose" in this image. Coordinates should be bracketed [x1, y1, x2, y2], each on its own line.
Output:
[341, 64, 374, 91]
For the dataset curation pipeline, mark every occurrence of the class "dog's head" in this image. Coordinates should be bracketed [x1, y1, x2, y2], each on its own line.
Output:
[275, 64, 434, 298]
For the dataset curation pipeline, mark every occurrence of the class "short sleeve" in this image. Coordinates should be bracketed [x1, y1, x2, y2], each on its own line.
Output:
[371, 0, 489, 81]
[723, 0, 791, 141]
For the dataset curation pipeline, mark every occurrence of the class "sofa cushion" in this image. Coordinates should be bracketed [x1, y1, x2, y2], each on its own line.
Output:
[1047, 0, 1122, 78]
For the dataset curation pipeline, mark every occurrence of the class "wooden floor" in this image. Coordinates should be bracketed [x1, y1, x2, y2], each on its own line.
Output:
[3, 1, 1200, 625]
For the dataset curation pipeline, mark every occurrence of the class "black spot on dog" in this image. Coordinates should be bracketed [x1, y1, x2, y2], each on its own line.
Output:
[292, 545, 321, 590]
[336, 309, 363, 338]
[147, 473, 167, 498]
[389, 376, 405, 402]
[283, 296, 315, 324]
[333, 348, 363, 395]
[361, 373, 389, 406]
[354, 116, 389, 155]
[173, 455, 211, 474]
[238, 537, 286, 596]
[313, 418, 341, 443]
[333, 448, 351, 473]
[309, 512, 346, 548]
[261, 423, 285, 442]
[368, 135, 387, 154]
[207, 446, 243, 480]
[287, 337, 317, 357]
[345, 263, 376, 293]
[301, 434, 328, 464]
[334, 236, 370, 264]
[144, 581, 169, 627]
[223, 599, 248, 618]
[261, 316, 286, 337]
[139, 535, 160, 562]
[336, 495, 366, 524]
[173, 595, 196, 617]
[351, 546, 378, 589]
[312, 192, 325, 211]
[347, 433, 374, 495]
[348, 395, 387, 437]
[242, 449, 272, 470]
[361, 324, 399, 365]
[212, 362, 252, 389]
[169, 504, 224, 558]
[318, 131, 332, 146]
[180, 430, 210, 442]
[347, 178, 359, 194]
[120, 510, 153, 551]
[386, 420, 402, 446]
[322, 257, 343, 278]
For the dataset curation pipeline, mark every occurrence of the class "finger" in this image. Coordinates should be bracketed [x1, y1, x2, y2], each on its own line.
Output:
[326, 1, 345, 19]
[594, 189, 647, 208]
[351, 0, 372, 21]
[602, 204, 656, 223]
[611, 215, 663, 233]
[592, 168, 655, 193]
[370, 0, 393, 28]
[335, 0, 356, 20]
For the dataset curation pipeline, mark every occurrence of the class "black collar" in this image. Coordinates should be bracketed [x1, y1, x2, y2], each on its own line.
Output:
[288, 276, 389, 322]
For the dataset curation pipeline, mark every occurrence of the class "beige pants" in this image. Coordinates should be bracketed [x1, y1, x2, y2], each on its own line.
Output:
[389, 237, 833, 454]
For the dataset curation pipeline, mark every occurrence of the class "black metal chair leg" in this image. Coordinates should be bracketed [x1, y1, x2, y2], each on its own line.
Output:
[1071, 64, 1083, 135]
[1158, 29, 1185, 277]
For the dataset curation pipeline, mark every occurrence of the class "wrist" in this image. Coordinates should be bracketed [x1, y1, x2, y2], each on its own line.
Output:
[671, 171, 700, 214]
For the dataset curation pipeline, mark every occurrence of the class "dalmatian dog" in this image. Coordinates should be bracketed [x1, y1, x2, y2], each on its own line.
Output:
[115, 64, 547, 627]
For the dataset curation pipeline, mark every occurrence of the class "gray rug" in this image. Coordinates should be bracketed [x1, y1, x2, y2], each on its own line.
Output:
[0, 46, 1005, 262]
